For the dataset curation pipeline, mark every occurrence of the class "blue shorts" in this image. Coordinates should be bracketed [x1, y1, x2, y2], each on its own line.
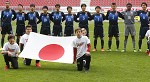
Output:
[64, 26, 74, 36]
[16, 25, 25, 36]
[52, 25, 62, 36]
[94, 26, 104, 38]
[1, 23, 13, 34]
[139, 27, 149, 39]
[108, 25, 119, 37]
[40, 26, 51, 35]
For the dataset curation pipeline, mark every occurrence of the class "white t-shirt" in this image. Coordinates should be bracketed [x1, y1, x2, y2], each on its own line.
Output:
[20, 34, 29, 47]
[3, 42, 20, 57]
[72, 36, 90, 59]
[146, 30, 150, 41]
[146, 30, 150, 37]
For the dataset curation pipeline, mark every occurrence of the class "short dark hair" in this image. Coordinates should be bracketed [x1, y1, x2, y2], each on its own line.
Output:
[30, 4, 35, 7]
[81, 4, 86, 8]
[26, 25, 32, 29]
[67, 6, 72, 10]
[111, 3, 116, 5]
[8, 35, 15, 40]
[55, 4, 60, 7]
[75, 28, 82, 33]
[95, 6, 101, 10]
[126, 3, 132, 7]
[18, 4, 23, 7]
[141, 2, 147, 7]
[42, 6, 48, 10]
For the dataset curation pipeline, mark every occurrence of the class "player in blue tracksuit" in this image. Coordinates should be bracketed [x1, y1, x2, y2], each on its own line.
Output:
[76, 4, 92, 37]
[137, 2, 150, 52]
[92, 6, 105, 52]
[106, 3, 124, 51]
[16, 4, 26, 44]
[64, 6, 77, 36]
[26, 4, 40, 33]
[37, 6, 52, 35]
[51, 4, 65, 36]
[1, 1, 16, 48]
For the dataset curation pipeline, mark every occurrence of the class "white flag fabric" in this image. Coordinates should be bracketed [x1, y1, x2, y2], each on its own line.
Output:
[19, 32, 76, 64]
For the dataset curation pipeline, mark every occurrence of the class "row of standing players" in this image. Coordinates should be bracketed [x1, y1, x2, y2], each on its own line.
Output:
[1, 2, 150, 53]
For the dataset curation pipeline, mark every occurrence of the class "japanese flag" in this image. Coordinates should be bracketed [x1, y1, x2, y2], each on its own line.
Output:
[19, 32, 76, 64]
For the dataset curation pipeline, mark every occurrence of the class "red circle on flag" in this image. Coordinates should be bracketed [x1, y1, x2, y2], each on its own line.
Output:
[39, 44, 65, 61]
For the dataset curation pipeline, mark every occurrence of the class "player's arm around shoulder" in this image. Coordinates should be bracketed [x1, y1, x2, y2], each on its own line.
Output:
[50, 12, 54, 22]
[61, 12, 65, 22]
[37, 13, 42, 24]
[36, 11, 40, 19]
[101, 13, 106, 20]
[105, 10, 110, 20]
[87, 11, 92, 21]
[49, 13, 53, 21]
[121, 11, 125, 16]
[74, 13, 79, 22]
[118, 11, 124, 19]
[136, 10, 141, 16]
[12, 9, 16, 21]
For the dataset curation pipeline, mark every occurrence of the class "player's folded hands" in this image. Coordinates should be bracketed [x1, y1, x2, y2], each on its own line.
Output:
[7, 51, 12, 56]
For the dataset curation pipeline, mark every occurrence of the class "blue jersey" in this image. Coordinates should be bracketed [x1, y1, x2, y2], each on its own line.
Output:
[27, 11, 39, 26]
[16, 12, 26, 26]
[51, 11, 65, 25]
[76, 11, 92, 26]
[1, 9, 16, 26]
[65, 14, 76, 27]
[106, 10, 124, 25]
[137, 10, 150, 27]
[92, 13, 105, 27]
[37, 13, 52, 27]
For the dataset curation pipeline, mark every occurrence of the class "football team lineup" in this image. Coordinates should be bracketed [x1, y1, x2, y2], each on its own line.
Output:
[0, 1, 150, 70]
[1, 1, 150, 82]
[0, 1, 150, 81]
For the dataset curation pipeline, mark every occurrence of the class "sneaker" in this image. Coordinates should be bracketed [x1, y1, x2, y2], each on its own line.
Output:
[4, 66, 9, 70]
[107, 49, 111, 52]
[133, 49, 137, 52]
[146, 49, 149, 54]
[138, 49, 142, 52]
[121, 49, 126, 52]
[36, 63, 41, 67]
[92, 48, 97, 52]
[101, 48, 104, 52]
[116, 49, 119, 51]
[85, 69, 89, 73]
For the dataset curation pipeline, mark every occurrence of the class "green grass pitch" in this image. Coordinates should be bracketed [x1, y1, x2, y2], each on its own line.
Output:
[0, 21, 150, 82]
